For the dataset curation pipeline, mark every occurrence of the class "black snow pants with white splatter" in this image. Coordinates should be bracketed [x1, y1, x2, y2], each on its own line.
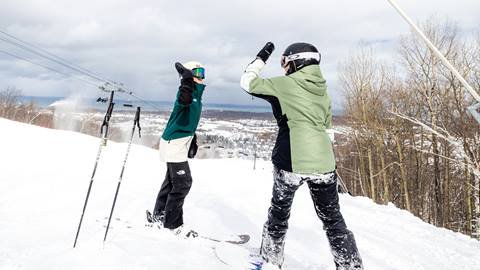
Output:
[153, 161, 192, 230]
[261, 167, 363, 269]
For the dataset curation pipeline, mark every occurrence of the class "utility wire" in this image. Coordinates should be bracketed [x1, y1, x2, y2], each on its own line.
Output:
[0, 35, 107, 84]
[0, 30, 116, 85]
[102, 85, 164, 111]
[0, 48, 99, 88]
[119, 89, 164, 111]
[0, 29, 162, 112]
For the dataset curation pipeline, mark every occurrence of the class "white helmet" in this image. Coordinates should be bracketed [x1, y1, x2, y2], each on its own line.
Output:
[183, 61, 205, 79]
[183, 61, 204, 70]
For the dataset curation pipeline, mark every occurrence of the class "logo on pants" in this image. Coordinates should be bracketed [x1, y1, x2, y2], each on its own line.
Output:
[176, 170, 186, 175]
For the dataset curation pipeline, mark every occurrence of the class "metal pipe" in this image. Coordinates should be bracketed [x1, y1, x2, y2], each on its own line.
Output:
[386, 0, 480, 123]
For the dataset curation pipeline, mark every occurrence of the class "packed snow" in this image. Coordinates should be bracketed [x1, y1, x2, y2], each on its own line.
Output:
[1, 118, 479, 270]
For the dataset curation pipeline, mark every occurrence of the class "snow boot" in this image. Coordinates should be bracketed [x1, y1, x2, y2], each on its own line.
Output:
[146, 210, 164, 229]
[328, 230, 363, 270]
[260, 224, 285, 269]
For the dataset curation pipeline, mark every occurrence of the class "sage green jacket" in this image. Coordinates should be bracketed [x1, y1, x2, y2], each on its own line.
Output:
[247, 64, 335, 174]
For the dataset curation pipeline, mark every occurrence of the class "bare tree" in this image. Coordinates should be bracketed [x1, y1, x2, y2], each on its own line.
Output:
[0, 87, 21, 119]
[336, 18, 480, 239]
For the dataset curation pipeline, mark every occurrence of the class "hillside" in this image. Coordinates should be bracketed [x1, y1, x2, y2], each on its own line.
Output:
[0, 118, 479, 270]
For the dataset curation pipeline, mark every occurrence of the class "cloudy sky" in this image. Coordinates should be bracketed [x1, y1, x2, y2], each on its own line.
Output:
[0, 0, 479, 109]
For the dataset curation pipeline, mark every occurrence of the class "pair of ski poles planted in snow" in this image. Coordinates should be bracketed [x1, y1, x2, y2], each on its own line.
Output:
[73, 90, 142, 248]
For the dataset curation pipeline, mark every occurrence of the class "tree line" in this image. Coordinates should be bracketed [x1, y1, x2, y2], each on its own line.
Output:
[335, 18, 480, 239]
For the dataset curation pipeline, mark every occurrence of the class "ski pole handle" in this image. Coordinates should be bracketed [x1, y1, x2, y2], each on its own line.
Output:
[135, 107, 141, 138]
[101, 91, 115, 139]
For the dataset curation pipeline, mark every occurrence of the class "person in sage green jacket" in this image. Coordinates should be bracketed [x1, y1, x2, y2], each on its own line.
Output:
[148, 61, 205, 238]
[240, 42, 363, 270]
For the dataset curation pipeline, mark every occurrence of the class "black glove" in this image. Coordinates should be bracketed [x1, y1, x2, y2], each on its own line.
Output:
[256, 42, 275, 62]
[178, 78, 194, 105]
[175, 62, 193, 79]
[175, 62, 195, 105]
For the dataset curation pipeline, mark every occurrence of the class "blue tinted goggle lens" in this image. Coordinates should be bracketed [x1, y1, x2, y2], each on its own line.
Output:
[192, 68, 205, 79]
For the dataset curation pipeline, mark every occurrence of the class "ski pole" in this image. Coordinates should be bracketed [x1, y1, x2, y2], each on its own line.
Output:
[103, 106, 141, 243]
[73, 91, 115, 248]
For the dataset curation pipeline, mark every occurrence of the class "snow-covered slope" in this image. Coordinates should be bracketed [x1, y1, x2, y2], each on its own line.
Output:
[1, 118, 479, 270]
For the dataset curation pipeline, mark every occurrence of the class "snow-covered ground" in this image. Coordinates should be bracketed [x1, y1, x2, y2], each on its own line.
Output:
[1, 118, 480, 270]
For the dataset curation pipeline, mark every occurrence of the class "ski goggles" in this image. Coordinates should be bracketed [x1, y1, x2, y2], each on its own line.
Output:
[192, 67, 205, 79]
[280, 52, 321, 68]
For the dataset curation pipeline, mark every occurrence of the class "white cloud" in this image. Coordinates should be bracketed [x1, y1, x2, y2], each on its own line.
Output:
[0, 0, 478, 109]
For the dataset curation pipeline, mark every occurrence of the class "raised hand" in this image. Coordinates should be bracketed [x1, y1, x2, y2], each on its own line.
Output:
[175, 62, 193, 79]
[256, 42, 275, 63]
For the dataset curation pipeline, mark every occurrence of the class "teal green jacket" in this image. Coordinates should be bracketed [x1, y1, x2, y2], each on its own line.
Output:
[162, 83, 205, 141]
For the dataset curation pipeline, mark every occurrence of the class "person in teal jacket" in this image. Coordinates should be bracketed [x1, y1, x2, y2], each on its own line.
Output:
[240, 42, 363, 269]
[148, 61, 205, 238]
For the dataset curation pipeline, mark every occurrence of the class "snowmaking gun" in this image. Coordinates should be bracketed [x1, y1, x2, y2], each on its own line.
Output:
[468, 103, 480, 125]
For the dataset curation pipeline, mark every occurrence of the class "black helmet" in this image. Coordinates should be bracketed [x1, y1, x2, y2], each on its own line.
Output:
[281, 42, 321, 75]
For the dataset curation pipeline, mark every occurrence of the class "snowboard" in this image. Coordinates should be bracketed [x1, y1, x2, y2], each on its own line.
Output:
[145, 210, 250, 245]
[213, 242, 282, 270]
